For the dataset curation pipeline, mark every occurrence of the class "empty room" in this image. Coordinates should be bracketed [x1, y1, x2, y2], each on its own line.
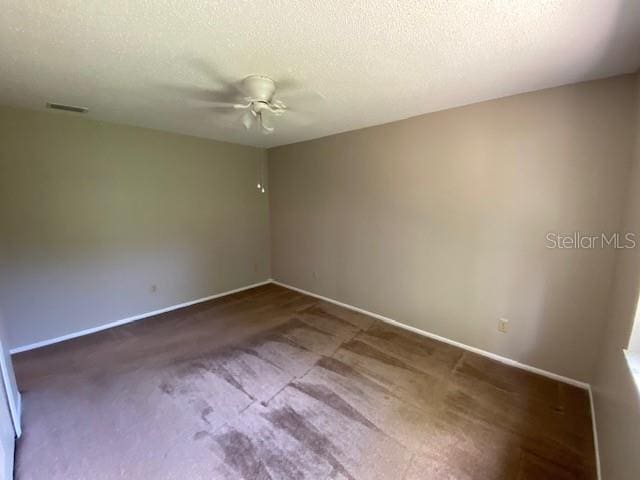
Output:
[1, 1, 640, 479]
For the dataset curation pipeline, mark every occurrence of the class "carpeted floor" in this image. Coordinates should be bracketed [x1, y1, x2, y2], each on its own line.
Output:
[13, 284, 596, 479]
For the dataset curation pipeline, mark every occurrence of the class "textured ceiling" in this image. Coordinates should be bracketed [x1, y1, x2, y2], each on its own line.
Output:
[1, 1, 639, 148]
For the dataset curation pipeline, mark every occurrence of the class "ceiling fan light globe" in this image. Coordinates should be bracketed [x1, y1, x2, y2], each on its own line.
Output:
[241, 110, 254, 130]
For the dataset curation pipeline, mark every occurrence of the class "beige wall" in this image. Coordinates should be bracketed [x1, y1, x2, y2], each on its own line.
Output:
[269, 75, 637, 382]
[592, 73, 640, 480]
[0, 106, 270, 350]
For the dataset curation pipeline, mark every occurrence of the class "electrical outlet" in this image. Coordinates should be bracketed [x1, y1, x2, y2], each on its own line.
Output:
[312, 271, 318, 280]
[498, 318, 509, 333]
[150, 284, 157, 293]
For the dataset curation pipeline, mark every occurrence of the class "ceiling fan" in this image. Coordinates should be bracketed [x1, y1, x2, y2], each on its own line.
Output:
[167, 62, 322, 134]
[204, 75, 301, 134]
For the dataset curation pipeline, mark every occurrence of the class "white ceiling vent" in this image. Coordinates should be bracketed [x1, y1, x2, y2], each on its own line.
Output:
[46, 102, 89, 114]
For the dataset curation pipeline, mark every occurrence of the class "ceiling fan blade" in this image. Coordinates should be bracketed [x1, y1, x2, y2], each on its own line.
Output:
[185, 59, 239, 91]
[241, 110, 255, 130]
[159, 84, 220, 103]
[274, 77, 301, 90]
[208, 101, 240, 108]
[159, 84, 248, 109]
[275, 89, 324, 105]
[274, 109, 312, 127]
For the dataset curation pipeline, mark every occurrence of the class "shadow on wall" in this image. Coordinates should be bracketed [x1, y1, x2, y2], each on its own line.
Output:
[588, 7, 640, 473]
[470, 72, 635, 382]
[581, 0, 640, 81]
[492, 0, 640, 375]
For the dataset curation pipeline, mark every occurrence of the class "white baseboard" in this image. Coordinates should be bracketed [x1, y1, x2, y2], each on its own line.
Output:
[9, 279, 272, 355]
[588, 386, 602, 480]
[9, 276, 601, 476]
[13, 276, 591, 390]
[273, 279, 603, 477]
[273, 279, 602, 477]
[271, 279, 590, 389]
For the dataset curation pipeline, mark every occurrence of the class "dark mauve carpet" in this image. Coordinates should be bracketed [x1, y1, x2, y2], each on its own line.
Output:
[12, 283, 597, 479]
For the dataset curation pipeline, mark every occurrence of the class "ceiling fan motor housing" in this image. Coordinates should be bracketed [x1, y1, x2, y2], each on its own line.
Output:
[243, 75, 276, 102]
